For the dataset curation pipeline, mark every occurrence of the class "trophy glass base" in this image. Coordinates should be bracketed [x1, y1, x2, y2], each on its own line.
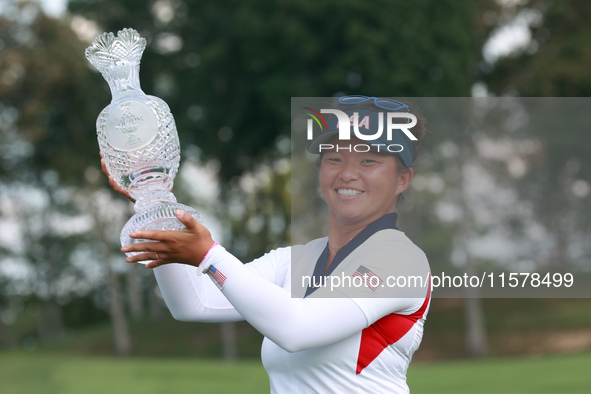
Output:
[120, 202, 203, 264]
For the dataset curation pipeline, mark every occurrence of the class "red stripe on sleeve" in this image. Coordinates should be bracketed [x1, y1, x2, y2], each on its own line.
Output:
[356, 285, 431, 375]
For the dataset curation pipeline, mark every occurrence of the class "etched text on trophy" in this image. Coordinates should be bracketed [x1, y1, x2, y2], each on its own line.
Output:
[105, 100, 158, 150]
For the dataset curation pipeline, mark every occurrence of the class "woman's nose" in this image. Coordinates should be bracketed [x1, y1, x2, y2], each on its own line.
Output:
[338, 161, 359, 181]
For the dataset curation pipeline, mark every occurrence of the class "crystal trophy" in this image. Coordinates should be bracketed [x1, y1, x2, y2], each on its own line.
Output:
[85, 28, 202, 262]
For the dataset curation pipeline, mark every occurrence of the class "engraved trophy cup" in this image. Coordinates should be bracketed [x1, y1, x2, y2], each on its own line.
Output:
[85, 28, 202, 262]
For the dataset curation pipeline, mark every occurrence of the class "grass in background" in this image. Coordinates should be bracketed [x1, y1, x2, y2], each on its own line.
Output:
[4, 298, 589, 393]
[417, 298, 591, 360]
[0, 353, 269, 394]
[408, 351, 591, 393]
[32, 317, 264, 359]
[1, 351, 590, 393]
[11, 299, 591, 361]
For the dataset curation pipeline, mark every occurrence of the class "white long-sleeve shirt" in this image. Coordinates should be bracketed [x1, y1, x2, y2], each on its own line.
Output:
[154, 214, 430, 393]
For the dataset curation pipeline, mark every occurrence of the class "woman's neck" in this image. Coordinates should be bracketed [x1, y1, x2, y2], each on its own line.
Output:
[325, 215, 367, 270]
[325, 209, 397, 269]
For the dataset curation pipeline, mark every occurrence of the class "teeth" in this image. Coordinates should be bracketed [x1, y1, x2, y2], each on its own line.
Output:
[338, 189, 362, 196]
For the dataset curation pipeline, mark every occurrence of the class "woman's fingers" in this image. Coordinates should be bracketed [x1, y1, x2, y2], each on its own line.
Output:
[145, 259, 166, 269]
[125, 214, 204, 245]
[124, 251, 159, 264]
[128, 230, 171, 242]
[100, 153, 136, 203]
[121, 240, 163, 254]
[120, 214, 214, 268]
[100, 154, 108, 175]
[175, 210, 199, 231]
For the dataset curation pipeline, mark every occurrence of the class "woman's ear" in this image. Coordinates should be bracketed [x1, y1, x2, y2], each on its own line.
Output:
[396, 167, 414, 195]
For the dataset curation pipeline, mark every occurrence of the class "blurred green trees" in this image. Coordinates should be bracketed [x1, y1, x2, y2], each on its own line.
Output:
[67, 0, 493, 179]
[1, 0, 589, 361]
[1, 0, 496, 354]
[483, 0, 591, 270]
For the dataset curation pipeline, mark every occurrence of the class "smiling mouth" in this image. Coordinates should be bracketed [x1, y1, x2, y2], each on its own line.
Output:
[337, 188, 364, 197]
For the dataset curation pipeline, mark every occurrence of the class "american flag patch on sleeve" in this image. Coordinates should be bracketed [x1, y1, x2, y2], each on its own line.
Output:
[208, 265, 227, 288]
[352, 265, 383, 292]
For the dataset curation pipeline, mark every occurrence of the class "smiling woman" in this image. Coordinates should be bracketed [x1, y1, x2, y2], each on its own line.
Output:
[318, 140, 413, 265]
[104, 95, 430, 393]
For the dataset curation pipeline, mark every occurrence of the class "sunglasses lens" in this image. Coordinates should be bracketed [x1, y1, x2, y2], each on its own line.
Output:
[339, 96, 409, 112]
[340, 96, 368, 104]
[375, 99, 407, 111]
